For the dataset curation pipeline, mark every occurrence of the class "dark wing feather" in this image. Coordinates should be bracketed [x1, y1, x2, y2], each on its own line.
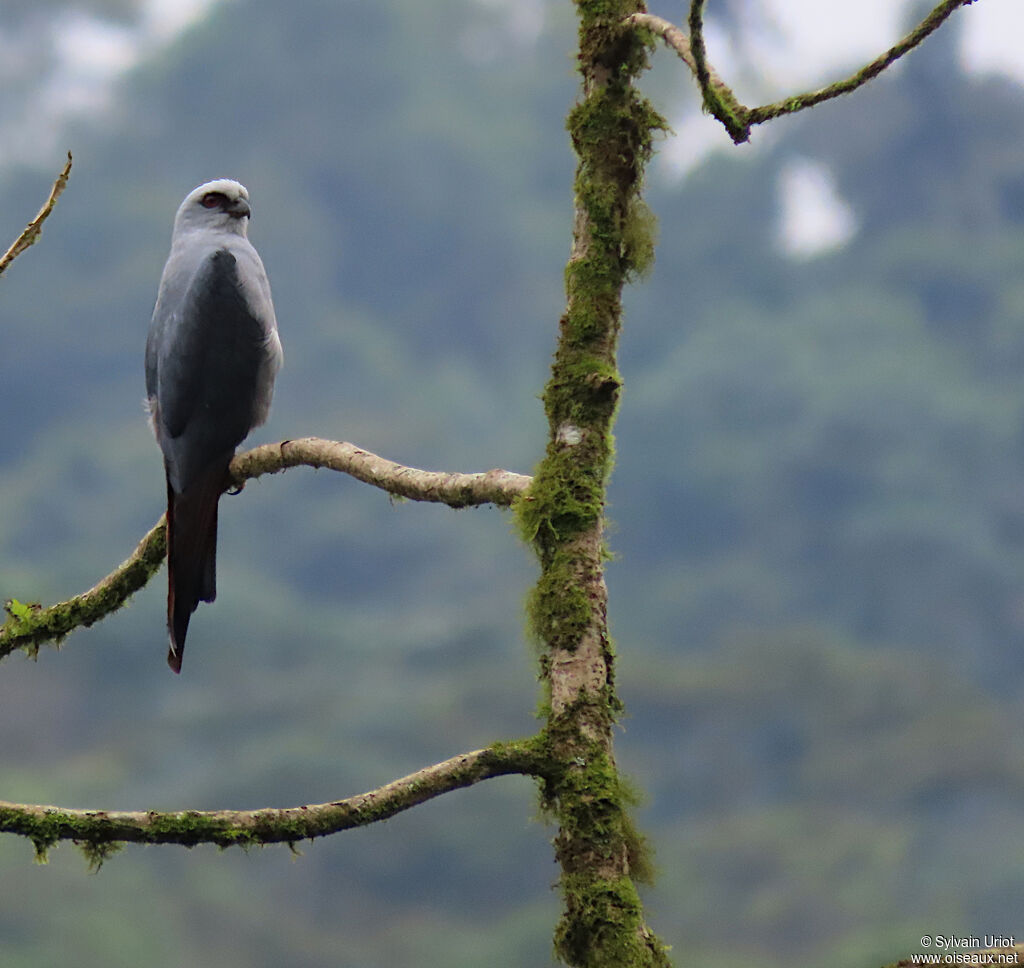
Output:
[157, 249, 272, 487]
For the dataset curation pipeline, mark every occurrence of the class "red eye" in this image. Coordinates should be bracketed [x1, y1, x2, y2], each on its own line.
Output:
[201, 192, 225, 209]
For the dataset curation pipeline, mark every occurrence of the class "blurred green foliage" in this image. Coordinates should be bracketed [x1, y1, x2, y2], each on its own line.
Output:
[1, 1, 1024, 966]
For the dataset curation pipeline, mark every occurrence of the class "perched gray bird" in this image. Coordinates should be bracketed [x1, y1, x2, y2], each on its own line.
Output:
[146, 179, 282, 673]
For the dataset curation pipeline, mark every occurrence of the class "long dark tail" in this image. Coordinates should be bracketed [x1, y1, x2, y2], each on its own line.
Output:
[166, 462, 229, 673]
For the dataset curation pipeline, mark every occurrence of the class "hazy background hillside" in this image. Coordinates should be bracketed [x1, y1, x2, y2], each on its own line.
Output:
[2, 1, 1024, 966]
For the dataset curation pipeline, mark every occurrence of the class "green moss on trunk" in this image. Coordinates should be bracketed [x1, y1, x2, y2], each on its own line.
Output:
[516, 0, 671, 964]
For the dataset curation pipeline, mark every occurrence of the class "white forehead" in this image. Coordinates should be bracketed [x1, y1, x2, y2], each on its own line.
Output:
[183, 179, 249, 205]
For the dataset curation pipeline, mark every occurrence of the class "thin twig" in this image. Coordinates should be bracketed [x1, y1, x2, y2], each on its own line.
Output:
[687, 0, 753, 142]
[0, 153, 73, 278]
[0, 741, 549, 860]
[688, 0, 753, 141]
[628, 12, 697, 72]
[1, 437, 533, 661]
[746, 0, 976, 125]
[687, 0, 710, 100]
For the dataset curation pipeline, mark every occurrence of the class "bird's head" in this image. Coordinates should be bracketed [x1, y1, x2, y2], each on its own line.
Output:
[174, 179, 253, 238]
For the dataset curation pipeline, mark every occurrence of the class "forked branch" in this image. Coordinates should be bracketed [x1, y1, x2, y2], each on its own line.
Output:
[628, 0, 975, 143]
[0, 740, 549, 863]
[1, 437, 532, 661]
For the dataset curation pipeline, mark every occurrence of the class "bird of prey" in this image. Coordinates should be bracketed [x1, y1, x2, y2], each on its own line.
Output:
[146, 179, 282, 673]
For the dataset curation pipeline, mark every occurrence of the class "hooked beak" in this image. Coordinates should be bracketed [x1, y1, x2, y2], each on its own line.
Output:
[228, 198, 251, 219]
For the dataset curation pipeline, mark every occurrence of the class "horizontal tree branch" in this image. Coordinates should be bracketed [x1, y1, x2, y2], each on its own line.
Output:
[0, 739, 549, 864]
[232, 437, 532, 508]
[628, 0, 975, 143]
[0, 153, 72, 278]
[1, 437, 532, 661]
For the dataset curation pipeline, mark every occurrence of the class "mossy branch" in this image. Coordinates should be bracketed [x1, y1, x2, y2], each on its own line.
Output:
[685, 0, 749, 143]
[1, 436, 532, 661]
[0, 740, 549, 864]
[627, 0, 975, 143]
[0, 153, 72, 278]
[746, 0, 976, 126]
[686, 0, 709, 94]
[627, 12, 748, 143]
[2, 518, 167, 660]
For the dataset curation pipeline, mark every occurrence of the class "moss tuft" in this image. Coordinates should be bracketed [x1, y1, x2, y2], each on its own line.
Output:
[621, 195, 658, 280]
[31, 835, 56, 865]
[515, 441, 608, 553]
[525, 553, 593, 653]
[78, 839, 124, 872]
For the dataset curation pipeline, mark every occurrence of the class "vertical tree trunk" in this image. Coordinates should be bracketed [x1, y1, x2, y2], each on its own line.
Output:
[517, 2, 671, 965]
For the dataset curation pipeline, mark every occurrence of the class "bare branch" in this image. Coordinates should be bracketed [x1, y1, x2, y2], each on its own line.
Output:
[0, 740, 548, 861]
[627, 12, 697, 72]
[0, 153, 73, 278]
[628, 0, 976, 143]
[232, 437, 532, 508]
[1, 437, 533, 661]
